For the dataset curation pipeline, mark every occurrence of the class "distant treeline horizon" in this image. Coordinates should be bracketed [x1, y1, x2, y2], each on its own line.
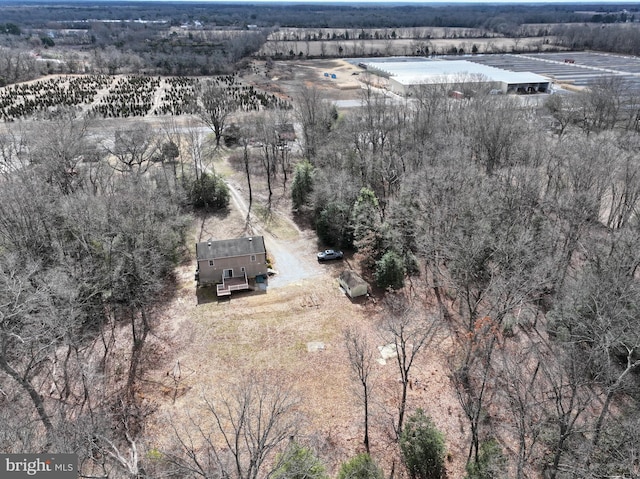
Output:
[0, 1, 637, 29]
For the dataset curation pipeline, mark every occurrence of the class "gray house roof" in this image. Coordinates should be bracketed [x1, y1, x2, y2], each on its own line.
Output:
[196, 236, 266, 261]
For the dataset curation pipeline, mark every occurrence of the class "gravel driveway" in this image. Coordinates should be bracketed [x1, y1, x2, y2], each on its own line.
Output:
[226, 180, 323, 288]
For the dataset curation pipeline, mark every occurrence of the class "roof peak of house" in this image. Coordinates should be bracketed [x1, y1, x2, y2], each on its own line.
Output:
[197, 236, 266, 260]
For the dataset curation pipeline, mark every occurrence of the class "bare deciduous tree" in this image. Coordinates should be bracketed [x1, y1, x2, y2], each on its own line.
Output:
[578, 76, 626, 134]
[105, 125, 159, 175]
[344, 326, 376, 453]
[466, 95, 523, 176]
[30, 111, 95, 193]
[169, 374, 300, 479]
[198, 78, 238, 147]
[495, 342, 545, 479]
[185, 118, 209, 182]
[450, 315, 500, 466]
[254, 112, 279, 207]
[0, 124, 29, 176]
[379, 294, 441, 439]
[293, 84, 334, 162]
[0, 254, 56, 449]
[539, 342, 594, 479]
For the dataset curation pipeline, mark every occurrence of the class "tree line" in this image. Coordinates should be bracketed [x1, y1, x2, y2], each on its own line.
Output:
[553, 23, 640, 56]
[0, 2, 624, 31]
[2, 2, 639, 81]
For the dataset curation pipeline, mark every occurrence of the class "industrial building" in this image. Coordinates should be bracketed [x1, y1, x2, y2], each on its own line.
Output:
[359, 59, 551, 96]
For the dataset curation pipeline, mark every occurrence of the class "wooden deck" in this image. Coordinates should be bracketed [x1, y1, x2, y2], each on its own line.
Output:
[216, 273, 249, 297]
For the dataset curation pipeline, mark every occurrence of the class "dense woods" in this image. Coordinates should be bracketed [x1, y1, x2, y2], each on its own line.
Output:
[0, 114, 192, 471]
[3, 69, 640, 478]
[284, 78, 640, 478]
[0, 2, 630, 30]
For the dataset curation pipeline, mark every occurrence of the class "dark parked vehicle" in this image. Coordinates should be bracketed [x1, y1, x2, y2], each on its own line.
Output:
[317, 249, 344, 261]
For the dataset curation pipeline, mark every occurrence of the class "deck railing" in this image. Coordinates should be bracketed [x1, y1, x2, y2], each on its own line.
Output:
[216, 271, 249, 296]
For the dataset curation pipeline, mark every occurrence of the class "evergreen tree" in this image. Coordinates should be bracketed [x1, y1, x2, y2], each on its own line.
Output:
[375, 250, 405, 290]
[338, 454, 383, 479]
[188, 172, 230, 210]
[400, 409, 446, 479]
[291, 160, 314, 210]
[272, 442, 328, 479]
[351, 187, 381, 247]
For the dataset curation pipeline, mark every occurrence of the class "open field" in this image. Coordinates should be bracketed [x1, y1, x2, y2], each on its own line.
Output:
[260, 37, 562, 58]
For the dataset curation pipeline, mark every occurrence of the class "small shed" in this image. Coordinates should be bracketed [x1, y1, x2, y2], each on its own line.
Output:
[339, 270, 369, 299]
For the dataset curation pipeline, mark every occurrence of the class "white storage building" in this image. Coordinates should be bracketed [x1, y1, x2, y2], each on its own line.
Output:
[361, 59, 551, 96]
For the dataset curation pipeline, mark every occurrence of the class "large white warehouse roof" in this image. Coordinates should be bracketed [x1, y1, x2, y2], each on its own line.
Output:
[363, 59, 550, 86]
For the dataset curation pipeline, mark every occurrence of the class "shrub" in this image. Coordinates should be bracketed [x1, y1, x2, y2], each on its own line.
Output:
[338, 454, 383, 479]
[400, 409, 446, 479]
[316, 201, 353, 249]
[291, 160, 314, 210]
[223, 123, 241, 147]
[351, 187, 380, 245]
[161, 141, 180, 162]
[188, 172, 230, 210]
[272, 442, 327, 479]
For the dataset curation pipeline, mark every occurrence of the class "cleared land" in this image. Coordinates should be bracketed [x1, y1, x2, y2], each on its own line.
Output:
[139, 148, 468, 477]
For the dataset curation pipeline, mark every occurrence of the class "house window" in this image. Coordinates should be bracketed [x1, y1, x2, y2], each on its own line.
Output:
[209, 260, 214, 267]
[250, 255, 256, 262]
[241, 267, 246, 273]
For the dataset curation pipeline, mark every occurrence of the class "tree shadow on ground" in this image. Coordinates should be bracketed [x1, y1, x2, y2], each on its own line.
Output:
[195, 207, 232, 243]
[196, 285, 267, 305]
[290, 208, 315, 232]
[196, 286, 218, 305]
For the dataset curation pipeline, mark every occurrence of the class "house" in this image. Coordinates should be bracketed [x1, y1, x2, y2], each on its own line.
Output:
[339, 270, 369, 299]
[195, 236, 268, 296]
